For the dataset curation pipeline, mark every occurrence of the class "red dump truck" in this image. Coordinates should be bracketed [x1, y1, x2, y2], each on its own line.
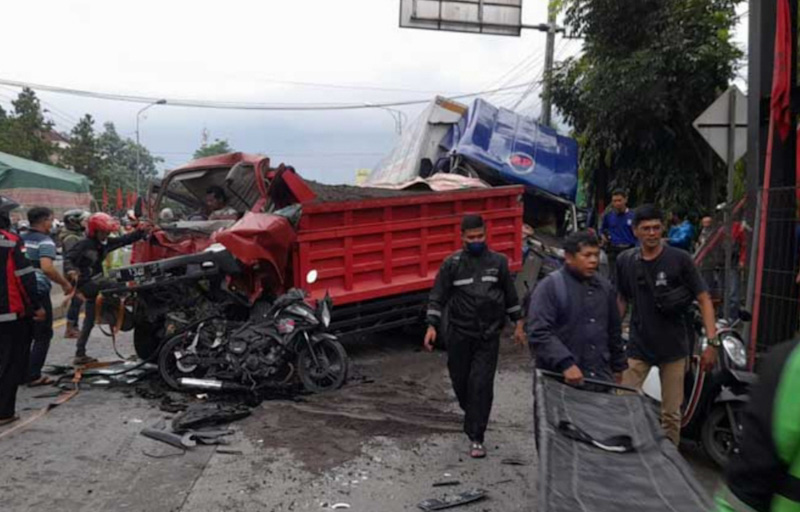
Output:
[108, 153, 523, 358]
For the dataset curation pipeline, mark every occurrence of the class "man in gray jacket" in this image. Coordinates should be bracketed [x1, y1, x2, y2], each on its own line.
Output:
[528, 231, 626, 385]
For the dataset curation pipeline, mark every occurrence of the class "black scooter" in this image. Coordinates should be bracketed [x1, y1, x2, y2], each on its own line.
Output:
[680, 308, 755, 467]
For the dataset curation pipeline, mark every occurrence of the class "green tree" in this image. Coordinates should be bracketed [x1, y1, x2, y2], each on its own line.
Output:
[93, 122, 161, 204]
[63, 114, 99, 178]
[193, 138, 233, 159]
[550, 0, 742, 211]
[0, 87, 56, 163]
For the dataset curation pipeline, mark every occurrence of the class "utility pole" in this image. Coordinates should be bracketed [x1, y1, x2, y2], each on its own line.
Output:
[135, 99, 166, 196]
[540, 6, 557, 127]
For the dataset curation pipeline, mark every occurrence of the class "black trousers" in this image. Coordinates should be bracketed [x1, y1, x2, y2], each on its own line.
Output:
[29, 293, 53, 381]
[446, 328, 500, 443]
[0, 319, 32, 419]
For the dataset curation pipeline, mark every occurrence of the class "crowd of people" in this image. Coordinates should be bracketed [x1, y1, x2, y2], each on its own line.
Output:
[0, 198, 150, 425]
[425, 209, 797, 511]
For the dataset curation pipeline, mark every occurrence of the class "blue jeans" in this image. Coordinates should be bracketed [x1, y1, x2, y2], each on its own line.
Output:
[29, 293, 53, 381]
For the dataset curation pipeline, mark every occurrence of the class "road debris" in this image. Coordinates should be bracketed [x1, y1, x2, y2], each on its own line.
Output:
[172, 403, 251, 431]
[500, 457, 529, 466]
[432, 481, 461, 488]
[417, 489, 488, 511]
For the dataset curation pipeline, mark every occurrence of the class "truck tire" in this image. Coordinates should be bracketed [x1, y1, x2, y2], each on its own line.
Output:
[133, 319, 162, 361]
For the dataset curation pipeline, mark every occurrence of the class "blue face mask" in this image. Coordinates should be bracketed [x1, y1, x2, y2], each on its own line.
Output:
[466, 241, 486, 255]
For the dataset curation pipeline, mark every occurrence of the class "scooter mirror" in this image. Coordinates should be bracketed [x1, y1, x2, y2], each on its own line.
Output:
[306, 269, 318, 285]
[738, 310, 753, 322]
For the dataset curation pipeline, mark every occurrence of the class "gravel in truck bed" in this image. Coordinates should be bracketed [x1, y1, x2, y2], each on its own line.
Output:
[305, 181, 430, 203]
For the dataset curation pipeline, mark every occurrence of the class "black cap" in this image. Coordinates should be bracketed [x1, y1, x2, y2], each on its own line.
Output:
[461, 214, 485, 232]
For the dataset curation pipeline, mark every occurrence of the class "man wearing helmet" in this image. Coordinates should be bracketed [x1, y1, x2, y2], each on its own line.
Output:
[66, 212, 150, 365]
[60, 209, 89, 338]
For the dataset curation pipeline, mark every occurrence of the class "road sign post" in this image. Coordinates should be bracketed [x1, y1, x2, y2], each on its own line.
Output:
[693, 86, 747, 319]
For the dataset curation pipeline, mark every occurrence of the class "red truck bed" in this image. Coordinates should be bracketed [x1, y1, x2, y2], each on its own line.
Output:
[293, 185, 524, 305]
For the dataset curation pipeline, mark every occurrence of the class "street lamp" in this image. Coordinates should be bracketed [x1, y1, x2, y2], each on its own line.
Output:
[365, 103, 407, 135]
[135, 99, 167, 196]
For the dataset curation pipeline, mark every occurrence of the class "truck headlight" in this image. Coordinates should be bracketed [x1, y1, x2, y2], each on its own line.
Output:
[722, 335, 748, 369]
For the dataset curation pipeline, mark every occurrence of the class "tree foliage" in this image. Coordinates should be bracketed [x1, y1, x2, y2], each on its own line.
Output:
[0, 87, 56, 163]
[193, 138, 233, 160]
[551, 0, 743, 211]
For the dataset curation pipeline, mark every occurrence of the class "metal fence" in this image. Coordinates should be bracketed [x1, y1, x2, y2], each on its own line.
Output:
[747, 186, 800, 353]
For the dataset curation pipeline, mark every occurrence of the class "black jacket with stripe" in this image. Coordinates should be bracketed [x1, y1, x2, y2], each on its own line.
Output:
[426, 249, 522, 339]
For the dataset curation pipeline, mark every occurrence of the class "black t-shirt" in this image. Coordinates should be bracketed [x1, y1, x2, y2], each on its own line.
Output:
[616, 246, 708, 364]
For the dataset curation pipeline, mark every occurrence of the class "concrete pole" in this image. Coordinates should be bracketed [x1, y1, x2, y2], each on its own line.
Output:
[540, 6, 557, 127]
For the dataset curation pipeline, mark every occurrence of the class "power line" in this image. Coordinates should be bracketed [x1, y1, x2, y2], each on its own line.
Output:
[0, 77, 532, 112]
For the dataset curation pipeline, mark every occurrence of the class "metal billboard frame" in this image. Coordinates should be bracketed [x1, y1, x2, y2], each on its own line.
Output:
[399, 0, 524, 37]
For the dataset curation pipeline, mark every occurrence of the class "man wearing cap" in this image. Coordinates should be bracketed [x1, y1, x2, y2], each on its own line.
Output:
[424, 214, 526, 458]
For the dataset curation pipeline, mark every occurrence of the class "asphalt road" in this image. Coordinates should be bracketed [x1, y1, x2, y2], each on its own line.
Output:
[0, 324, 722, 512]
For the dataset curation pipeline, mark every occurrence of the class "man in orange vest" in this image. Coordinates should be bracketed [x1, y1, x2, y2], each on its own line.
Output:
[0, 197, 45, 425]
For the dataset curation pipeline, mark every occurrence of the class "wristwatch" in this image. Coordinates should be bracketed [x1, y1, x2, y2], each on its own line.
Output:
[707, 335, 721, 348]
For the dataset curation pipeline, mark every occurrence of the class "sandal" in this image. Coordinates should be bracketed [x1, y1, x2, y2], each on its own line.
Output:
[0, 415, 20, 426]
[27, 376, 54, 387]
[469, 442, 486, 459]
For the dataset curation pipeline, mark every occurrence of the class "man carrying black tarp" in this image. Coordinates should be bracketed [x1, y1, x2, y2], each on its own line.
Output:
[528, 231, 627, 385]
[423, 214, 526, 459]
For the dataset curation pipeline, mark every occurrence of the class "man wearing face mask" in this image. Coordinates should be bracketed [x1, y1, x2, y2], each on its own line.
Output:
[424, 214, 526, 459]
[66, 213, 150, 365]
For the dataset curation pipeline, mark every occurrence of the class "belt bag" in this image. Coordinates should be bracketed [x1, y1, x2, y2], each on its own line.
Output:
[636, 251, 694, 316]
[653, 285, 695, 315]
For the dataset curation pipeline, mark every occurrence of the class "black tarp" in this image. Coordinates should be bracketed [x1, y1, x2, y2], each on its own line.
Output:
[534, 372, 712, 512]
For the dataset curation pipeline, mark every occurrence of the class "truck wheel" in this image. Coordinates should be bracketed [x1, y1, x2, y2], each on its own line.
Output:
[297, 338, 348, 393]
[702, 403, 743, 468]
[133, 320, 162, 361]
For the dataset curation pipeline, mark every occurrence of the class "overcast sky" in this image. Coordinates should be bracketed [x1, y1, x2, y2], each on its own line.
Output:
[1, 0, 746, 184]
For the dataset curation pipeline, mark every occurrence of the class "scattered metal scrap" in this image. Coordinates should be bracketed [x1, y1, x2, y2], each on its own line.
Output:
[432, 480, 461, 488]
[172, 403, 251, 431]
[417, 489, 488, 511]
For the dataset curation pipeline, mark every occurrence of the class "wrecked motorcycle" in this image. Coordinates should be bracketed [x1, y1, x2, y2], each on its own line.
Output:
[158, 288, 348, 394]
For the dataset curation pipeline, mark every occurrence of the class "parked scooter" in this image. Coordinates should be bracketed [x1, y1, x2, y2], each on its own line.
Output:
[643, 307, 755, 467]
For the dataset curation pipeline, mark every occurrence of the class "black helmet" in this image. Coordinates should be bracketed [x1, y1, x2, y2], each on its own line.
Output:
[0, 196, 18, 230]
[0, 196, 19, 215]
[63, 209, 89, 231]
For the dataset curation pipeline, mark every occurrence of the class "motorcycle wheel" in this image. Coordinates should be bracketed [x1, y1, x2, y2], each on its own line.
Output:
[134, 319, 162, 361]
[158, 331, 203, 391]
[701, 403, 743, 468]
[297, 338, 348, 393]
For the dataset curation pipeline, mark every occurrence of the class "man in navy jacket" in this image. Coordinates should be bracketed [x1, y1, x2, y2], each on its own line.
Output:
[528, 231, 626, 385]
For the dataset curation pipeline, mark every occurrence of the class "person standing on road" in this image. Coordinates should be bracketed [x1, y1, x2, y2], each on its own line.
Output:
[600, 189, 637, 284]
[60, 209, 88, 339]
[0, 197, 45, 425]
[22, 207, 73, 386]
[67, 213, 148, 365]
[616, 204, 718, 446]
[528, 231, 626, 385]
[715, 339, 800, 512]
[423, 214, 526, 459]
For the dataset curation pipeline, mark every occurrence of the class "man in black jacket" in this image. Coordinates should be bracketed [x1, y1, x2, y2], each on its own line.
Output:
[66, 212, 148, 365]
[424, 214, 525, 458]
[528, 231, 626, 386]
